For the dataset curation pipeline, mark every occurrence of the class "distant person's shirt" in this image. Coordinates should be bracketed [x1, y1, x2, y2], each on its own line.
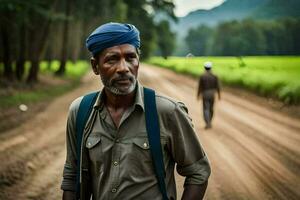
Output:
[198, 71, 220, 99]
[61, 82, 211, 200]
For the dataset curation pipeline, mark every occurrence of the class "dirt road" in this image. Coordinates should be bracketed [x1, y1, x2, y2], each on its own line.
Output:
[0, 64, 299, 200]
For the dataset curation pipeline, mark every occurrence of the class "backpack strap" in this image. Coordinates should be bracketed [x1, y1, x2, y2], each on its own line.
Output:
[75, 91, 99, 199]
[144, 87, 169, 200]
[74, 89, 168, 199]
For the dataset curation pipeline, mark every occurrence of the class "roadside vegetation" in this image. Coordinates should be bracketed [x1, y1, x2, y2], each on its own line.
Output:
[0, 61, 89, 109]
[147, 56, 300, 104]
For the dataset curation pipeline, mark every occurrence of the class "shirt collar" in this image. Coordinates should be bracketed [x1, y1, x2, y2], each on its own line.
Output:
[134, 81, 145, 111]
[93, 90, 105, 110]
[92, 81, 145, 112]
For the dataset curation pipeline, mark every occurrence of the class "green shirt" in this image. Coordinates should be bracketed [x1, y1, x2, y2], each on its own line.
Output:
[61, 82, 211, 200]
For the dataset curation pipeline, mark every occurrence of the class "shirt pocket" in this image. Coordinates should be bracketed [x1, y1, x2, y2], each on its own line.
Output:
[126, 137, 153, 176]
[85, 135, 102, 163]
[132, 137, 151, 160]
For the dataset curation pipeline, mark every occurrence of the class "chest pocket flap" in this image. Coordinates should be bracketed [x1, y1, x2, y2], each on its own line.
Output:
[132, 138, 150, 150]
[86, 135, 101, 149]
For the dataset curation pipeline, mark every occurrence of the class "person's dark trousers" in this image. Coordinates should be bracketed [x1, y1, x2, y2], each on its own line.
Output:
[203, 97, 215, 128]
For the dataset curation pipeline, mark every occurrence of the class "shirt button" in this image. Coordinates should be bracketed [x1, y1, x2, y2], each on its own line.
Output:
[111, 188, 117, 193]
[143, 142, 148, 148]
[115, 139, 120, 143]
[113, 161, 118, 166]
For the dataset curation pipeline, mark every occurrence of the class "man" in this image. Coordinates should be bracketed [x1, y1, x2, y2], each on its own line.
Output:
[197, 61, 221, 129]
[61, 22, 211, 200]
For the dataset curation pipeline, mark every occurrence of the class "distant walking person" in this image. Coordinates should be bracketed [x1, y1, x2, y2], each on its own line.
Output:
[197, 61, 221, 129]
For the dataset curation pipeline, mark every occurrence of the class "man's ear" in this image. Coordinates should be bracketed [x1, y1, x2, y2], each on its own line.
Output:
[91, 57, 99, 75]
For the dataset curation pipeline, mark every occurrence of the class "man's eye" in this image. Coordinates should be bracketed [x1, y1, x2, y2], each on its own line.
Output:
[127, 55, 137, 61]
[106, 57, 117, 63]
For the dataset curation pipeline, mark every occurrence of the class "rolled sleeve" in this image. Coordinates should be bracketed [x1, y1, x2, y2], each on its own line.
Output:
[61, 163, 77, 191]
[177, 156, 211, 185]
[169, 102, 211, 185]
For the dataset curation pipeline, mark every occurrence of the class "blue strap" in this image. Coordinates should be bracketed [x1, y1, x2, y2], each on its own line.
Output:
[144, 87, 169, 200]
[75, 91, 99, 199]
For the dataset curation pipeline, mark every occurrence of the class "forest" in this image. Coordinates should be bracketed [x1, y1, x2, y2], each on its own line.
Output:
[185, 18, 300, 56]
[0, 0, 176, 84]
[1, 0, 300, 85]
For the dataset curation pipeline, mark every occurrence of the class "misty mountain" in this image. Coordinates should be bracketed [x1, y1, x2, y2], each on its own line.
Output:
[251, 0, 300, 19]
[172, 0, 300, 38]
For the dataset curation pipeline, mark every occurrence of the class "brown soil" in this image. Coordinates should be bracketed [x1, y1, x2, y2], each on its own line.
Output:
[222, 86, 300, 120]
[0, 74, 71, 133]
[0, 64, 299, 200]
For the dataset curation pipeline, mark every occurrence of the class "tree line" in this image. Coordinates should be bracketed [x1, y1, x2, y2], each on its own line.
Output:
[185, 18, 300, 56]
[0, 0, 176, 84]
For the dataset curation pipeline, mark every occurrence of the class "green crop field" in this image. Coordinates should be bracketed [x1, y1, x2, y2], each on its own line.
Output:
[146, 56, 300, 104]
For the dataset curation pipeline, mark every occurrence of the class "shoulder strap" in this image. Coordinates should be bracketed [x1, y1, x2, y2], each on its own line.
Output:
[75, 91, 99, 199]
[143, 87, 169, 200]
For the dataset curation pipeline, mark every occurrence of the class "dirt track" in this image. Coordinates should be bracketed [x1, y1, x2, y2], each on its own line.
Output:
[0, 64, 299, 200]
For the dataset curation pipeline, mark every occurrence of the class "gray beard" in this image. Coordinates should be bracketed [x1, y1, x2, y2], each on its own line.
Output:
[100, 73, 137, 95]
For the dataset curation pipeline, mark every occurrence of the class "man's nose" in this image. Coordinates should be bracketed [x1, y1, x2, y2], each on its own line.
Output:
[117, 59, 129, 74]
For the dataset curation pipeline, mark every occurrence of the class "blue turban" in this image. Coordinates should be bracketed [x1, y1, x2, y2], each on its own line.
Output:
[86, 22, 140, 56]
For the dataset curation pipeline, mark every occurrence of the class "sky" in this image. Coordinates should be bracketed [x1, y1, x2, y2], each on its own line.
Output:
[174, 0, 225, 17]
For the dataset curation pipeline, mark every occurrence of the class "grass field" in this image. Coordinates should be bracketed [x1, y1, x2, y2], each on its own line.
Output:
[0, 61, 89, 108]
[39, 60, 89, 79]
[146, 56, 300, 104]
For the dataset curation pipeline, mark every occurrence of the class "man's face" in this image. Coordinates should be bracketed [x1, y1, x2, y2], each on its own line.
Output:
[92, 44, 139, 95]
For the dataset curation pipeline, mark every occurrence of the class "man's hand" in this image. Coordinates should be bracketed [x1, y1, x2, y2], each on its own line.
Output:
[181, 181, 208, 200]
[62, 191, 76, 200]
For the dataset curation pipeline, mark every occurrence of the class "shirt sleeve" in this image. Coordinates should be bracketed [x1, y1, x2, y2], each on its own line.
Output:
[216, 76, 221, 92]
[61, 97, 82, 191]
[168, 102, 211, 185]
[197, 77, 202, 97]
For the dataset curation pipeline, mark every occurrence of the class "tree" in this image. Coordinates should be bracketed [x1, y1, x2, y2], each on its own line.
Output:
[0, 3, 16, 80]
[0, 0, 177, 85]
[261, 21, 285, 55]
[185, 25, 213, 56]
[212, 20, 266, 56]
[239, 19, 266, 55]
[15, 3, 30, 81]
[124, 0, 176, 59]
[26, 0, 59, 83]
[280, 18, 300, 55]
[156, 20, 175, 59]
[56, 0, 72, 75]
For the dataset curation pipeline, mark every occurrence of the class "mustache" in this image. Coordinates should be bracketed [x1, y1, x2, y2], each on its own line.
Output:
[111, 74, 135, 83]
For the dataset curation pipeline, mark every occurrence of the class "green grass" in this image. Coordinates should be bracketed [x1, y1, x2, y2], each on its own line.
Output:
[0, 61, 90, 108]
[146, 56, 300, 104]
[39, 60, 89, 79]
[0, 84, 76, 108]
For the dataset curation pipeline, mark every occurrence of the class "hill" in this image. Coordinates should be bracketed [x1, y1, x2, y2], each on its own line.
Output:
[252, 0, 300, 19]
[173, 0, 300, 38]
